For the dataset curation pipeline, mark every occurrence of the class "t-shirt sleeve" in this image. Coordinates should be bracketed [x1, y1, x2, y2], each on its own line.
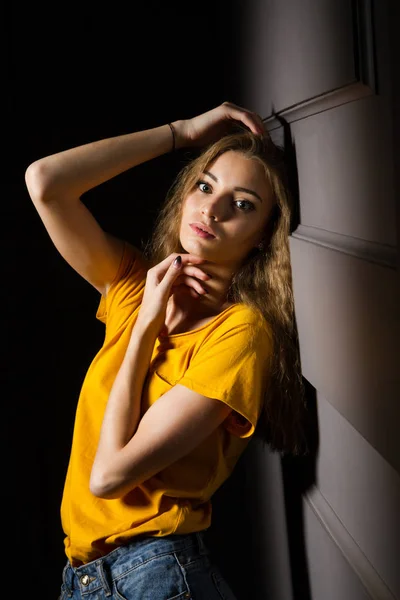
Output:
[179, 314, 274, 439]
[96, 240, 149, 335]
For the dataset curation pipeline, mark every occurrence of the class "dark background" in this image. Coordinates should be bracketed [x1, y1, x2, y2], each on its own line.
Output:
[5, 3, 267, 598]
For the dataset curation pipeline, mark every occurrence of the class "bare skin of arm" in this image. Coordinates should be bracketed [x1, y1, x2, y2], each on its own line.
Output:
[24, 124, 175, 294]
[25, 124, 175, 204]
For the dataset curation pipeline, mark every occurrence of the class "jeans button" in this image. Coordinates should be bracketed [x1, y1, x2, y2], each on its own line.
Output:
[80, 575, 90, 586]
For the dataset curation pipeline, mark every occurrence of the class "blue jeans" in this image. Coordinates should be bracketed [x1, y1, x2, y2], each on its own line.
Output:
[58, 529, 238, 599]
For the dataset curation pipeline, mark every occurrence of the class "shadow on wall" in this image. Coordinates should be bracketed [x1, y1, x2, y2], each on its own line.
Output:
[282, 379, 319, 600]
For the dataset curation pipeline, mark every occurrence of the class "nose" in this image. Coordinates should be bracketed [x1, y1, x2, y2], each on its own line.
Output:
[201, 193, 229, 221]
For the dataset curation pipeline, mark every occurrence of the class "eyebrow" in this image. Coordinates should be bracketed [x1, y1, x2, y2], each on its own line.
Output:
[203, 170, 263, 203]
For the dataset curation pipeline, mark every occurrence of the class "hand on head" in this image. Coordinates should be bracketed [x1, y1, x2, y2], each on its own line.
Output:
[171, 101, 268, 150]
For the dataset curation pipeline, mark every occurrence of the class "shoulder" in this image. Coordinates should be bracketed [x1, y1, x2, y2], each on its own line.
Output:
[221, 302, 271, 332]
[209, 303, 273, 349]
[104, 240, 150, 292]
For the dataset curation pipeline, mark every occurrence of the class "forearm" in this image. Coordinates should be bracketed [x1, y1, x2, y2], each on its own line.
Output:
[99, 323, 156, 448]
[25, 122, 182, 204]
[90, 323, 157, 493]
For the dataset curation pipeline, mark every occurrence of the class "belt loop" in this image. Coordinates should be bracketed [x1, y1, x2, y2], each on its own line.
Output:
[61, 562, 73, 597]
[195, 530, 210, 556]
[96, 559, 112, 597]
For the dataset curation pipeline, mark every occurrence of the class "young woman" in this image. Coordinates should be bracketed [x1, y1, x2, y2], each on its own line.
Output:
[25, 101, 306, 599]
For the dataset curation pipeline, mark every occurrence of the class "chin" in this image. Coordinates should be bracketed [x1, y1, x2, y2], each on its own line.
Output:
[180, 238, 215, 260]
[179, 236, 200, 254]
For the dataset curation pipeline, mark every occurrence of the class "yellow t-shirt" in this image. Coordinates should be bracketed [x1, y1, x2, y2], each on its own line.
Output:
[61, 240, 274, 566]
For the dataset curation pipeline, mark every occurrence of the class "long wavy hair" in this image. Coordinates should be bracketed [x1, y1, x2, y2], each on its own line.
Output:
[144, 129, 308, 456]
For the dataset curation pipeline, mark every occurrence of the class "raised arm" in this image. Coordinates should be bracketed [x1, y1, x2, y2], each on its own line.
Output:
[24, 102, 265, 295]
[24, 124, 175, 295]
[25, 124, 175, 204]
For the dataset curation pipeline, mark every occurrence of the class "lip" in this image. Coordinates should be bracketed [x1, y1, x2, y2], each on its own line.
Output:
[189, 222, 216, 238]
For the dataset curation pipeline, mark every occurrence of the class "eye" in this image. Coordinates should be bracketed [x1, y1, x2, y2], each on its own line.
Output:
[195, 180, 255, 212]
[196, 180, 212, 193]
[235, 199, 255, 212]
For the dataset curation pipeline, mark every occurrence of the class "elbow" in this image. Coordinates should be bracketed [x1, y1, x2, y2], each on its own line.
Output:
[25, 160, 50, 203]
[90, 483, 117, 500]
[89, 464, 135, 500]
[89, 468, 117, 499]
[89, 468, 107, 498]
[25, 159, 62, 204]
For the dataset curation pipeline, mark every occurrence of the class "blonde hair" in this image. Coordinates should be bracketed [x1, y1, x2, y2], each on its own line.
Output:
[144, 130, 308, 455]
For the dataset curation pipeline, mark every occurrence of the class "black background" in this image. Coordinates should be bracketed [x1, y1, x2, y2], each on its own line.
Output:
[5, 3, 260, 598]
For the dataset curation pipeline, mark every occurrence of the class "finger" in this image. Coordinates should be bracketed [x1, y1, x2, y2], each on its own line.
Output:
[148, 253, 207, 285]
[181, 265, 211, 281]
[239, 111, 265, 135]
[169, 253, 206, 267]
[151, 253, 206, 276]
[166, 260, 209, 298]
[171, 283, 201, 299]
[255, 113, 266, 134]
[158, 255, 185, 294]
[173, 275, 208, 295]
[222, 102, 265, 135]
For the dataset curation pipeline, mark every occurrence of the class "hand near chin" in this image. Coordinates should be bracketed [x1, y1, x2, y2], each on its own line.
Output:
[135, 253, 210, 335]
[173, 101, 267, 149]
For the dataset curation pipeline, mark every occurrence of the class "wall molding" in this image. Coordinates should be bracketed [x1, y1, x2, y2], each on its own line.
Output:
[304, 485, 396, 600]
[264, 0, 376, 128]
[265, 82, 372, 128]
[291, 225, 397, 270]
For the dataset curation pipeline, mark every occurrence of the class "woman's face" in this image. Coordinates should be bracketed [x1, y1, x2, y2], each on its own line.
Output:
[179, 151, 274, 267]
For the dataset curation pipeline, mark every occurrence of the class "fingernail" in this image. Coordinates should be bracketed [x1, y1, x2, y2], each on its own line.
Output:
[173, 256, 182, 268]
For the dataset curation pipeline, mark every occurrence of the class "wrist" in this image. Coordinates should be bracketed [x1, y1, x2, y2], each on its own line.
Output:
[169, 120, 188, 150]
[132, 315, 159, 341]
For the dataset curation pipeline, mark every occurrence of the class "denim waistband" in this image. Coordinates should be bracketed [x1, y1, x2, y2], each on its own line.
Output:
[62, 530, 210, 596]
